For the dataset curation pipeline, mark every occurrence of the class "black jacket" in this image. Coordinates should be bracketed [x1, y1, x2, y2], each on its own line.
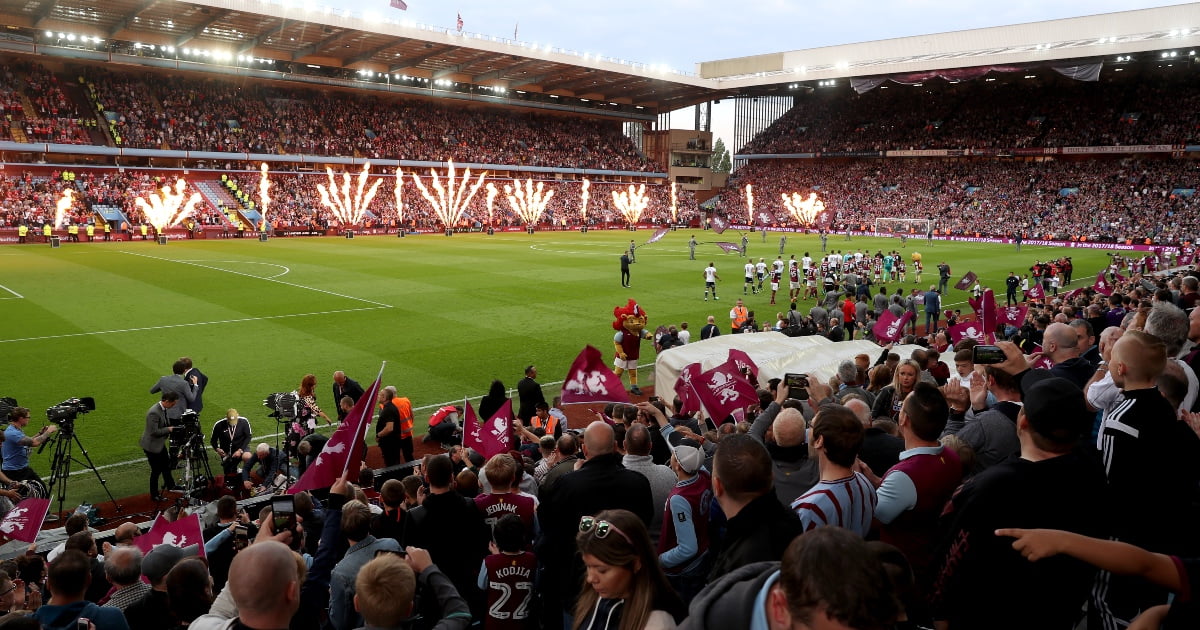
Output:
[332, 377, 365, 421]
[517, 376, 546, 422]
[403, 490, 488, 610]
[706, 491, 802, 582]
[679, 561, 777, 630]
[537, 452, 654, 605]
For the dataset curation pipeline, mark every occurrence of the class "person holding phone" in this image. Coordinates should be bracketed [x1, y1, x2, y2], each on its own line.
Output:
[328, 500, 401, 630]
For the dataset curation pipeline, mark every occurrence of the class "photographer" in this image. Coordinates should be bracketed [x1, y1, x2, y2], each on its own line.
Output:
[210, 409, 251, 482]
[140, 392, 180, 502]
[3, 406, 56, 484]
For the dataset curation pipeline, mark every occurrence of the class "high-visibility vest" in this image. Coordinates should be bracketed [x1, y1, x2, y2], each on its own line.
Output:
[17, 225, 27, 236]
[393, 397, 414, 439]
[731, 306, 748, 329]
[86, 225, 94, 237]
[43, 224, 51, 236]
[531, 414, 558, 436]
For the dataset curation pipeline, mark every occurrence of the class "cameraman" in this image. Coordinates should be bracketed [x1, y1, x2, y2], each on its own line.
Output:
[140, 392, 180, 502]
[3, 406, 56, 484]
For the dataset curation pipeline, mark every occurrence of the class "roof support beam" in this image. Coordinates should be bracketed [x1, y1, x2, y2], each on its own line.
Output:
[344, 39, 407, 66]
[107, 0, 158, 38]
[388, 45, 456, 73]
[291, 29, 354, 61]
[236, 17, 287, 54]
[472, 58, 540, 83]
[430, 51, 490, 79]
[32, 0, 61, 29]
[175, 9, 232, 49]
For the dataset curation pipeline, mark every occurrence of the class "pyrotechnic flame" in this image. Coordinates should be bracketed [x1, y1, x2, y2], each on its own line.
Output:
[394, 168, 404, 224]
[54, 189, 74, 229]
[135, 179, 202, 233]
[316, 162, 384, 226]
[504, 178, 556, 226]
[612, 184, 649, 225]
[670, 182, 678, 223]
[258, 163, 271, 230]
[410, 160, 488, 229]
[580, 178, 591, 221]
[485, 183, 499, 225]
[745, 185, 755, 223]
[781, 192, 825, 227]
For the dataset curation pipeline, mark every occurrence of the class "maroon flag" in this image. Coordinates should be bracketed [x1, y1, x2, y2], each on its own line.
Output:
[674, 363, 702, 415]
[693, 360, 759, 423]
[1026, 283, 1045, 300]
[389, 0, 408, 9]
[1093, 273, 1112, 296]
[715, 241, 741, 253]
[710, 215, 729, 234]
[561, 345, 631, 405]
[456, 12, 464, 32]
[463, 399, 513, 459]
[999, 305, 1028, 327]
[0, 497, 50, 543]
[1062, 288, 1084, 301]
[954, 271, 978, 291]
[1179, 253, 1194, 265]
[1112, 270, 1127, 285]
[646, 228, 669, 244]
[289, 368, 383, 493]
[134, 513, 205, 558]
[873, 310, 913, 342]
[1146, 256, 1158, 272]
[971, 289, 997, 333]
[727, 349, 759, 378]
[948, 320, 991, 345]
[1032, 355, 1054, 370]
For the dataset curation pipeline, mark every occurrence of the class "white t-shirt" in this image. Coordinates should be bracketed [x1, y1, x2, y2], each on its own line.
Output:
[801, 256, 812, 270]
[773, 259, 785, 273]
[677, 329, 691, 344]
[756, 261, 767, 275]
[704, 266, 718, 282]
[744, 263, 756, 277]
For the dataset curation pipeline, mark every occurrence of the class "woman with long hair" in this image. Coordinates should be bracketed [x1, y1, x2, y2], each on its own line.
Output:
[573, 509, 685, 630]
[871, 359, 921, 421]
[479, 379, 508, 421]
[297, 374, 331, 426]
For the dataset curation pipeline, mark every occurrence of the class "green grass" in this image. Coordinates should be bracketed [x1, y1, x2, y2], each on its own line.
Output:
[0, 230, 1112, 506]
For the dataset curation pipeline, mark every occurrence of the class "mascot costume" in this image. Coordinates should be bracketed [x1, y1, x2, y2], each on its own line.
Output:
[612, 299, 652, 396]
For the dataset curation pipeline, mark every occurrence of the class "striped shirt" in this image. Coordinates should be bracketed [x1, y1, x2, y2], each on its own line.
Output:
[790, 472, 877, 537]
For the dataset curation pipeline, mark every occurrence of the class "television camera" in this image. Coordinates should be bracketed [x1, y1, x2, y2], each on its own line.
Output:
[45, 397, 96, 425]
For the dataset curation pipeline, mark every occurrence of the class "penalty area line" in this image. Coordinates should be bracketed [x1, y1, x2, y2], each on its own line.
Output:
[0, 284, 24, 299]
[118, 250, 392, 308]
[0, 306, 391, 344]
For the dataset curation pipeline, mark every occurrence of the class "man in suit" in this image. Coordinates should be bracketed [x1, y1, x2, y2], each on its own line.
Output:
[179, 357, 208, 416]
[331, 371, 365, 423]
[149, 359, 196, 421]
[516, 365, 545, 423]
[140, 392, 180, 501]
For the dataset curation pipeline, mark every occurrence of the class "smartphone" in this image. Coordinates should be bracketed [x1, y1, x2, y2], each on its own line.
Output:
[784, 373, 809, 389]
[77, 619, 89, 630]
[648, 396, 660, 403]
[972, 344, 1006, 365]
[374, 548, 408, 559]
[232, 525, 249, 551]
[271, 495, 296, 533]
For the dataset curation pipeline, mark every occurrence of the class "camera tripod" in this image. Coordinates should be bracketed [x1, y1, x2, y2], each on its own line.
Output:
[175, 427, 214, 506]
[44, 420, 120, 516]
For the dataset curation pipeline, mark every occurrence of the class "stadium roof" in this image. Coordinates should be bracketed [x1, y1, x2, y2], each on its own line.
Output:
[0, 0, 1195, 113]
[701, 3, 1200, 90]
[0, 0, 727, 114]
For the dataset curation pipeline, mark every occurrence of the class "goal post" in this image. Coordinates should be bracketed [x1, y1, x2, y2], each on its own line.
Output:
[874, 217, 932, 236]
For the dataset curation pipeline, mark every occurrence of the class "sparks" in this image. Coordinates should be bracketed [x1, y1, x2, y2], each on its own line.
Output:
[54, 189, 75, 229]
[258, 163, 271, 231]
[670, 181, 678, 223]
[410, 160, 488, 229]
[612, 184, 649, 225]
[316, 162, 384, 226]
[394, 168, 404, 225]
[744, 184, 755, 223]
[580, 178, 591, 222]
[782, 192, 825, 227]
[485, 182, 499, 225]
[504, 178, 556, 226]
[135, 179, 202, 233]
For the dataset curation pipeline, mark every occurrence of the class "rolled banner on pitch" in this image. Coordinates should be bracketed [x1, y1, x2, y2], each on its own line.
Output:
[954, 270, 978, 290]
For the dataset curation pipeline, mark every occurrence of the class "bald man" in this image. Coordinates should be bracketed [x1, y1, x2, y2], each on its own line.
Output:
[537, 420, 654, 626]
[746, 379, 820, 508]
[1041, 322, 1094, 389]
[191, 541, 302, 630]
[1092, 330, 1200, 629]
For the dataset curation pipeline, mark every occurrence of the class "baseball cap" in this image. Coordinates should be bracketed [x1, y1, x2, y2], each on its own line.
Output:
[1021, 377, 1089, 445]
[672, 445, 703, 475]
[142, 543, 200, 582]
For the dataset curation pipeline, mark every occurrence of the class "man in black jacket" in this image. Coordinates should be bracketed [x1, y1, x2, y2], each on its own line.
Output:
[536, 421, 655, 630]
[516, 365, 546, 423]
[706, 434, 803, 581]
[402, 454, 489, 620]
[331, 371, 365, 423]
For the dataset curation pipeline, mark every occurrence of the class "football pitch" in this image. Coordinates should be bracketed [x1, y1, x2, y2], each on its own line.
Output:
[0, 230, 1112, 506]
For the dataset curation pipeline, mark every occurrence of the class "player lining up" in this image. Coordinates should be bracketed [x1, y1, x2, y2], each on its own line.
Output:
[703, 263, 720, 301]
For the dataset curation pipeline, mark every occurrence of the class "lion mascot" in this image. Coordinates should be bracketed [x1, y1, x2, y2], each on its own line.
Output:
[612, 299, 652, 396]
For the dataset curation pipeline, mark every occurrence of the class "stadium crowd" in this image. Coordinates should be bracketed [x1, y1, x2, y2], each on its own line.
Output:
[1, 257, 1200, 630]
[718, 157, 1200, 244]
[742, 70, 1200, 154]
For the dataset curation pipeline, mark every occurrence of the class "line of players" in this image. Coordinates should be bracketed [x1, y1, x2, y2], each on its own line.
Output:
[739, 249, 924, 305]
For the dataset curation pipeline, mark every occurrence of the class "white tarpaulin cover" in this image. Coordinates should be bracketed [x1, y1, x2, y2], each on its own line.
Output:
[653, 332, 941, 401]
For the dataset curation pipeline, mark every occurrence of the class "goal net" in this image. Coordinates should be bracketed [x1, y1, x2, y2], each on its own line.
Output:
[874, 217, 932, 236]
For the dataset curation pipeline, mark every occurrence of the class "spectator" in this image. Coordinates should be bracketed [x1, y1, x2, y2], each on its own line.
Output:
[790, 404, 876, 536]
[189, 541, 302, 630]
[657, 443, 711, 603]
[621, 424, 676, 548]
[32, 550, 130, 630]
[940, 368, 1022, 474]
[164, 558, 214, 626]
[478, 514, 536, 630]
[100, 546, 149, 612]
[124, 543, 198, 630]
[328, 499, 401, 630]
[361, 549, 470, 630]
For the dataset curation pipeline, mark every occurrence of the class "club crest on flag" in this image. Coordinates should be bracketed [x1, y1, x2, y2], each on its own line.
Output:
[0, 498, 50, 543]
[561, 346, 631, 405]
[710, 215, 729, 234]
[289, 364, 385, 494]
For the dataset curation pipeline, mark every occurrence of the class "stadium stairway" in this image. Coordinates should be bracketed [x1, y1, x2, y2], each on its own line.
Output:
[194, 180, 241, 226]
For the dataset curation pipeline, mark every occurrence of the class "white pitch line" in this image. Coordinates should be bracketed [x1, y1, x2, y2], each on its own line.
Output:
[0, 306, 390, 344]
[177, 259, 292, 279]
[120, 250, 392, 308]
[0, 284, 24, 298]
